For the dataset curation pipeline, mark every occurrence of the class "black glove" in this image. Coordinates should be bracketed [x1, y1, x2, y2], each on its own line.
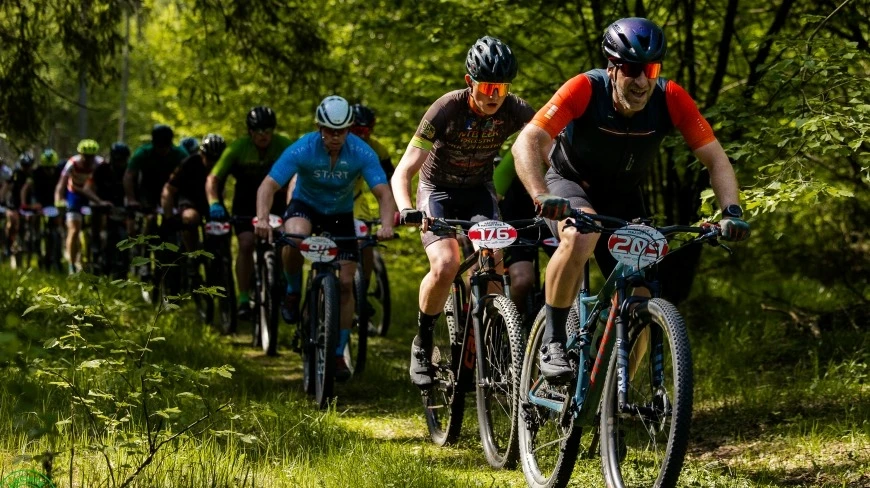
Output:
[718, 217, 750, 241]
[399, 208, 423, 225]
[534, 194, 571, 220]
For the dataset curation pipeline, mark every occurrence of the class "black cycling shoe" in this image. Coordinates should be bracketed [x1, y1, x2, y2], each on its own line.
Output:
[409, 339, 434, 388]
[538, 341, 573, 384]
[335, 356, 352, 383]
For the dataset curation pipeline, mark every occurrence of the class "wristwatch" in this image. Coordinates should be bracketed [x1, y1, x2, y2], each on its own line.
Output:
[722, 204, 744, 219]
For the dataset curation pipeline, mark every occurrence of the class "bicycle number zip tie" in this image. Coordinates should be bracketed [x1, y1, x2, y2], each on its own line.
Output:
[468, 220, 518, 250]
[607, 224, 669, 270]
[251, 214, 284, 229]
[205, 221, 232, 236]
[300, 236, 339, 263]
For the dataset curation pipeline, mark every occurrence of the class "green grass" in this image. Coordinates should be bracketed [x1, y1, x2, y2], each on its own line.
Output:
[0, 244, 867, 487]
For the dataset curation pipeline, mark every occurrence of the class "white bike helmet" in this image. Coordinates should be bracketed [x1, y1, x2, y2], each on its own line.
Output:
[315, 96, 354, 129]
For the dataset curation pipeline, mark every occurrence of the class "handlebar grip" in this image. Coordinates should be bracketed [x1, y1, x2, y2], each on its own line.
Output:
[393, 211, 401, 227]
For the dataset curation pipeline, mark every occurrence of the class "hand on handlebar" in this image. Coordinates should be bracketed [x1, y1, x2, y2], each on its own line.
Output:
[376, 223, 395, 241]
[399, 208, 423, 226]
[254, 217, 273, 243]
[718, 217, 750, 242]
[534, 194, 571, 220]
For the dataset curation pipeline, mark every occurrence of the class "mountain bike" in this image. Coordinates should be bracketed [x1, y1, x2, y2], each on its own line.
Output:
[37, 206, 64, 274]
[268, 227, 365, 409]
[203, 219, 237, 335]
[416, 215, 546, 469]
[354, 218, 392, 338]
[251, 215, 284, 356]
[517, 210, 729, 488]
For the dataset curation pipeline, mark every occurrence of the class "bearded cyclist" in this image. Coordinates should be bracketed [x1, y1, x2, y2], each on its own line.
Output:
[391, 36, 537, 388]
[206, 106, 293, 321]
[255, 95, 396, 379]
[512, 17, 750, 383]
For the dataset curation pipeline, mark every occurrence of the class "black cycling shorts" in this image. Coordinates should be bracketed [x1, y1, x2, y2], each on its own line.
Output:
[283, 200, 358, 262]
[544, 167, 648, 278]
[416, 180, 499, 248]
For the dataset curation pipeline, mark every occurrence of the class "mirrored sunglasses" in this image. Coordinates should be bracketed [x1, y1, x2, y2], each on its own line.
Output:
[617, 62, 662, 79]
[475, 81, 511, 97]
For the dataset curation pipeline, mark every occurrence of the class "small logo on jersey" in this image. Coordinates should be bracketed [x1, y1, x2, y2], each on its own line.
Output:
[420, 120, 436, 139]
[465, 118, 478, 130]
[544, 104, 559, 119]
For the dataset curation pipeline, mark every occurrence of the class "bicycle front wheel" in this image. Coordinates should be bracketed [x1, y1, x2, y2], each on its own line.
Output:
[476, 294, 524, 469]
[423, 285, 466, 446]
[312, 273, 340, 409]
[518, 306, 586, 488]
[599, 298, 693, 488]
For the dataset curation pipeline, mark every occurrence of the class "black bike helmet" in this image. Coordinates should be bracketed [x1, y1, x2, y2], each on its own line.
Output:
[180, 137, 199, 154]
[110, 142, 131, 161]
[199, 133, 227, 161]
[465, 36, 518, 82]
[18, 152, 35, 167]
[602, 17, 667, 63]
[246, 106, 277, 131]
[352, 104, 376, 128]
[151, 124, 174, 145]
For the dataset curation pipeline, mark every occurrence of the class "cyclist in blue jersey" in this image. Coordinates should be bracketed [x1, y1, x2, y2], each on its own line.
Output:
[255, 95, 396, 380]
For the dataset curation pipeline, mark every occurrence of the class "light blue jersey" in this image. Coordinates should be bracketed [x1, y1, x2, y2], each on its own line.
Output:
[269, 132, 387, 215]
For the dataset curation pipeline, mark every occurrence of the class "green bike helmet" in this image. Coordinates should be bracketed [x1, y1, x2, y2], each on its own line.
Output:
[77, 139, 100, 156]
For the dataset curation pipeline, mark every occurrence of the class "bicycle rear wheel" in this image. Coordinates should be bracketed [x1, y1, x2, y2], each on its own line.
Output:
[476, 294, 524, 469]
[422, 284, 466, 446]
[518, 306, 587, 488]
[348, 267, 369, 375]
[599, 298, 693, 488]
[312, 272, 339, 409]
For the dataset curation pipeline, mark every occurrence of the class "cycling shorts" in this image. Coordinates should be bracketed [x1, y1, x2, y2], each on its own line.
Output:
[544, 167, 648, 278]
[283, 200, 359, 262]
[415, 180, 499, 249]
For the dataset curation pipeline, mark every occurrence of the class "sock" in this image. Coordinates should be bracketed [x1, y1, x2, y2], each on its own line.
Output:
[238, 290, 249, 305]
[413, 311, 441, 351]
[542, 305, 570, 346]
[336, 329, 351, 356]
[284, 271, 302, 295]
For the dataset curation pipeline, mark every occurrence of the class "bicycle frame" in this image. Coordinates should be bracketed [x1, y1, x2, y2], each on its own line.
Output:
[526, 220, 717, 427]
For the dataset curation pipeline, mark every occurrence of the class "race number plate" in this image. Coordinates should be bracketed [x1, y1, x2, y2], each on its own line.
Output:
[81, 206, 92, 216]
[607, 224, 669, 270]
[42, 206, 59, 218]
[205, 221, 232, 236]
[468, 220, 518, 250]
[353, 219, 369, 238]
[251, 214, 284, 229]
[300, 236, 339, 263]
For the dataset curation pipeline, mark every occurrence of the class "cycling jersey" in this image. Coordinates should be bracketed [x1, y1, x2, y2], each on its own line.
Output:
[4, 169, 32, 208]
[531, 69, 716, 194]
[62, 155, 103, 193]
[211, 134, 293, 214]
[92, 161, 127, 206]
[32, 165, 60, 207]
[411, 88, 535, 188]
[127, 143, 188, 206]
[269, 132, 387, 215]
[167, 154, 209, 215]
[353, 136, 393, 220]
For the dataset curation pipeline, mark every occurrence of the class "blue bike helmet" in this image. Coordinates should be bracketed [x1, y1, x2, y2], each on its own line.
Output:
[602, 17, 667, 63]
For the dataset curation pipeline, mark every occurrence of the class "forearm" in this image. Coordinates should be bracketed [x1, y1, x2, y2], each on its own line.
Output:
[78, 184, 102, 203]
[372, 184, 397, 225]
[695, 140, 740, 208]
[256, 177, 280, 221]
[390, 144, 427, 210]
[161, 185, 176, 217]
[205, 175, 221, 203]
[512, 127, 552, 198]
[123, 171, 137, 201]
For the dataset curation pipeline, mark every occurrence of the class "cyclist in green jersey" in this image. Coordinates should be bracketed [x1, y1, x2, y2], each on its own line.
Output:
[206, 106, 293, 320]
[350, 103, 394, 295]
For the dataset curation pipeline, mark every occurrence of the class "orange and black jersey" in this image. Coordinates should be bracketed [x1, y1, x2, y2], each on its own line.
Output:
[531, 69, 716, 193]
[412, 88, 535, 188]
